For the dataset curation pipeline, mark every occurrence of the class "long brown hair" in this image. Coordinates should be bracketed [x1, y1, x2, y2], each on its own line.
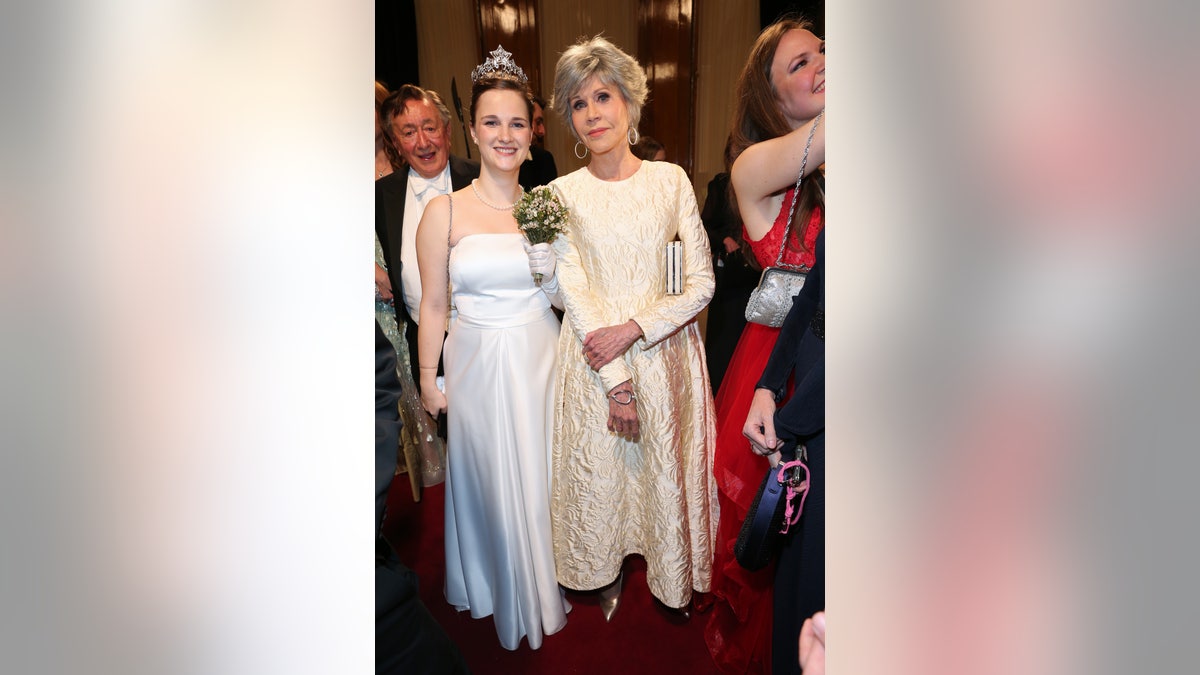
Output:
[375, 81, 404, 171]
[728, 16, 824, 268]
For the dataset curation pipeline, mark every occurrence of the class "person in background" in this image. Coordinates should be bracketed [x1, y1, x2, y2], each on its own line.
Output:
[376, 81, 445, 496]
[375, 321, 470, 674]
[377, 84, 474, 483]
[415, 47, 569, 650]
[631, 135, 666, 162]
[742, 227, 825, 675]
[377, 85, 480, 389]
[704, 16, 825, 675]
[376, 81, 403, 180]
[519, 94, 558, 189]
[699, 136, 761, 394]
[531, 95, 549, 148]
[376, 80, 401, 318]
[544, 35, 717, 622]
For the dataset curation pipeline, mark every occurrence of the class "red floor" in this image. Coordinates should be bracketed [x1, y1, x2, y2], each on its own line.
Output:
[385, 475, 724, 675]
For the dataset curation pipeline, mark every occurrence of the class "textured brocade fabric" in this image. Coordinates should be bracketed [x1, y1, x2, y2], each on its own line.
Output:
[549, 162, 719, 609]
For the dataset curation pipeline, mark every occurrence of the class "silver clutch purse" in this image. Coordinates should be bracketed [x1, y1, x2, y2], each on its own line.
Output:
[665, 240, 684, 295]
[744, 267, 807, 327]
[743, 109, 821, 328]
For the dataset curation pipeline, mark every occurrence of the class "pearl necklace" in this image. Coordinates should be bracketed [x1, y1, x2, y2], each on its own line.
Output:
[471, 180, 523, 211]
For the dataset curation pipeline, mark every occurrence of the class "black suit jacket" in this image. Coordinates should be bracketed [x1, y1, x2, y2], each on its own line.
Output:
[375, 155, 479, 384]
[376, 321, 401, 534]
[518, 146, 558, 191]
[375, 320, 470, 674]
[757, 229, 825, 443]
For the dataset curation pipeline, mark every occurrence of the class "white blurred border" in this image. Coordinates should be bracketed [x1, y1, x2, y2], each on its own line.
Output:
[4, 1, 375, 673]
[8, 0, 1198, 672]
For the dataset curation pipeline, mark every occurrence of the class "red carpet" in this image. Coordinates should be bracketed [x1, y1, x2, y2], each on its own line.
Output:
[385, 477, 724, 675]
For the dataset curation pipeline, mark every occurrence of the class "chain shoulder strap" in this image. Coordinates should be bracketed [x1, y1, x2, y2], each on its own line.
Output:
[446, 195, 454, 309]
[773, 109, 824, 271]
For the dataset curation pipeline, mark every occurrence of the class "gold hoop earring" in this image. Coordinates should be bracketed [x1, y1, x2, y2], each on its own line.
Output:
[628, 128, 640, 146]
[574, 142, 589, 159]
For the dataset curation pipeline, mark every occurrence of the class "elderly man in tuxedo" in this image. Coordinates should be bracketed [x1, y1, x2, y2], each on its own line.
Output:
[376, 84, 480, 387]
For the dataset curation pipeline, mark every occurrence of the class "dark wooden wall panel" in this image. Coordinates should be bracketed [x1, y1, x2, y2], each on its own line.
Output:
[476, 0, 543, 97]
[376, 0, 419, 91]
[761, 0, 824, 34]
[637, 0, 696, 177]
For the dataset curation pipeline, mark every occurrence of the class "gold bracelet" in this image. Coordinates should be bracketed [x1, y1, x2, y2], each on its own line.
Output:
[608, 389, 636, 405]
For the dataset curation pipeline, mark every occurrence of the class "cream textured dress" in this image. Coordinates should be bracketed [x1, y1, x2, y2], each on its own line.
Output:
[549, 160, 718, 609]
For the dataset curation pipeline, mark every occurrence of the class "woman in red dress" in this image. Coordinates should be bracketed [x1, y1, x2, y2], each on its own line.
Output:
[703, 16, 826, 674]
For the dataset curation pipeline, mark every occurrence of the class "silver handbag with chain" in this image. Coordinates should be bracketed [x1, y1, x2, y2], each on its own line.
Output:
[744, 110, 822, 328]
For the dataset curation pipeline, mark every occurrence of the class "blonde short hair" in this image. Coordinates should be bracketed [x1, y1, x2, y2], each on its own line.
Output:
[551, 36, 649, 143]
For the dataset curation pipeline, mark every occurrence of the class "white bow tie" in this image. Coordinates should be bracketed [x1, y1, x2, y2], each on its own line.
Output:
[410, 171, 450, 202]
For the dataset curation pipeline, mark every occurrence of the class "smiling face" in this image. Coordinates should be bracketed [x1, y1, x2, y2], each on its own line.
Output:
[392, 97, 449, 179]
[569, 76, 631, 157]
[770, 28, 826, 129]
[470, 88, 532, 173]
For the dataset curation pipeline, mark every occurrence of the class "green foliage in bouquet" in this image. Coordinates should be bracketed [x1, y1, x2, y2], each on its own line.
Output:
[512, 186, 569, 245]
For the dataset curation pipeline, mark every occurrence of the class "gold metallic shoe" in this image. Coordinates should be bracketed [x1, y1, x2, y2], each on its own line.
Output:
[599, 573, 624, 622]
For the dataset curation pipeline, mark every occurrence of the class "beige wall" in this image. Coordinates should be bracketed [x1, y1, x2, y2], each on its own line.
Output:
[537, 0, 638, 177]
[693, 0, 759, 202]
[414, 0, 480, 158]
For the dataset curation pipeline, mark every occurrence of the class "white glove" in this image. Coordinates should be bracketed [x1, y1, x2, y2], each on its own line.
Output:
[523, 241, 557, 281]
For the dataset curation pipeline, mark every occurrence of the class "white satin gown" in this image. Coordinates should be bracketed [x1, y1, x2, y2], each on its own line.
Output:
[442, 230, 569, 650]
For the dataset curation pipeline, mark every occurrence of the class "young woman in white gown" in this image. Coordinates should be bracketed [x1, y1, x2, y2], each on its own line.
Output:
[414, 47, 568, 651]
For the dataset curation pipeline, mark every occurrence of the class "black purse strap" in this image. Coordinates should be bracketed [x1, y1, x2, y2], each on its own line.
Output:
[772, 109, 824, 272]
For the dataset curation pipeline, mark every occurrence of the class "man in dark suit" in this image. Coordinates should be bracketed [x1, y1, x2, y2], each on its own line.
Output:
[743, 230, 824, 675]
[376, 85, 480, 387]
[376, 321, 470, 674]
[518, 95, 557, 190]
[700, 169, 762, 393]
[530, 95, 549, 148]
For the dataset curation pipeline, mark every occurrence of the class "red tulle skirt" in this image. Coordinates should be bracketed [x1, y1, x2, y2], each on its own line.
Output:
[701, 321, 786, 674]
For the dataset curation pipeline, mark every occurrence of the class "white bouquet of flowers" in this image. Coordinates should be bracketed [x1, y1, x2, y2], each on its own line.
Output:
[512, 186, 569, 283]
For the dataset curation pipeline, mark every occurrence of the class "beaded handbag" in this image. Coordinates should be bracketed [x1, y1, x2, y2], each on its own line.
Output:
[743, 110, 822, 327]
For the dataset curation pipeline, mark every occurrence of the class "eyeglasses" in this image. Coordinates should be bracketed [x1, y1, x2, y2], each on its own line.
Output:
[398, 123, 444, 142]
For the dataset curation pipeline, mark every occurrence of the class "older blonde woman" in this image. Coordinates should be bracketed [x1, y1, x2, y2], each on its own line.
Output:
[543, 36, 717, 620]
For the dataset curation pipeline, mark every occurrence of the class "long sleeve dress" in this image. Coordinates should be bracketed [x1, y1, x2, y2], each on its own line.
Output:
[548, 161, 719, 609]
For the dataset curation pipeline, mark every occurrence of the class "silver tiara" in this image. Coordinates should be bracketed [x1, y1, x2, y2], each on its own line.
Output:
[470, 45, 528, 84]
